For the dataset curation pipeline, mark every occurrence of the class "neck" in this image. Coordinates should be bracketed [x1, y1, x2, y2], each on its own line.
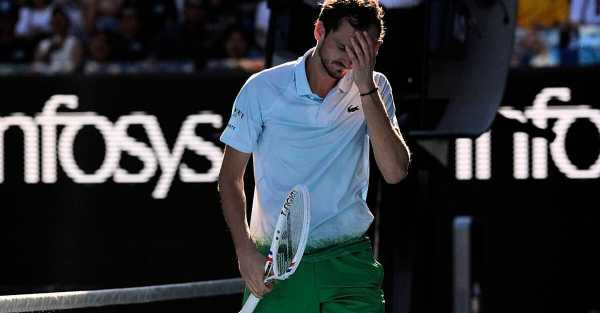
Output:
[306, 48, 339, 98]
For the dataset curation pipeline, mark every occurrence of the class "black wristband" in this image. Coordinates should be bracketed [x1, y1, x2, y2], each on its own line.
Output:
[359, 87, 378, 97]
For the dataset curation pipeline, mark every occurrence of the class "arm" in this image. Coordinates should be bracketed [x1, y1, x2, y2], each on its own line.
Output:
[359, 81, 411, 183]
[218, 145, 272, 297]
[346, 31, 411, 183]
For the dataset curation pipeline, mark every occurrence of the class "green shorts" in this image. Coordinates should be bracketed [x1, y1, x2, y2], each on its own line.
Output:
[242, 237, 385, 313]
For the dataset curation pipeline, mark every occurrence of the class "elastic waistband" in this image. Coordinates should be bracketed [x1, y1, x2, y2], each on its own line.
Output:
[256, 237, 373, 262]
[302, 237, 372, 262]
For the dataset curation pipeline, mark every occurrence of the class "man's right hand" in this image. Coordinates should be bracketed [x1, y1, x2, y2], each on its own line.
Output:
[218, 146, 272, 298]
[237, 246, 273, 298]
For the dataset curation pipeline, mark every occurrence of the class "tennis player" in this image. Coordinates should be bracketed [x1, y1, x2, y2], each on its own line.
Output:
[218, 1, 411, 312]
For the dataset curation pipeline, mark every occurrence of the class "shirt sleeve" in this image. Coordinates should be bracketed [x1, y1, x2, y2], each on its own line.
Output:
[375, 73, 400, 129]
[220, 78, 263, 153]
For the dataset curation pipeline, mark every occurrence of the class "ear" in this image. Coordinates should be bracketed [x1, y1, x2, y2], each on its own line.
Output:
[314, 20, 326, 42]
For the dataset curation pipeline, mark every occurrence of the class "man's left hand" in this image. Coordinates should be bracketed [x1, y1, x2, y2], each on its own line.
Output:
[345, 31, 377, 94]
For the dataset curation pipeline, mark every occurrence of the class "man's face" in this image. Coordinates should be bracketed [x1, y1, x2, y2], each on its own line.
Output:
[316, 18, 379, 79]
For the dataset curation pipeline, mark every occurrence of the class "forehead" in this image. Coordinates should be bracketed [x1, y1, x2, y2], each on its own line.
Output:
[327, 18, 379, 42]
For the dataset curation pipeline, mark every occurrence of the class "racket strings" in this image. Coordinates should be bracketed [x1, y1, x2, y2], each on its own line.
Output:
[283, 191, 307, 272]
[276, 240, 289, 274]
[275, 219, 294, 275]
[271, 188, 309, 278]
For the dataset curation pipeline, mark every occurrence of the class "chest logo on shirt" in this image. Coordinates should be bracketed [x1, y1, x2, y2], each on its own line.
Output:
[347, 105, 360, 113]
[232, 108, 245, 119]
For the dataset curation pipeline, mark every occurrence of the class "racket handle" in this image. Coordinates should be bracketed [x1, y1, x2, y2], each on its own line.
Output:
[239, 294, 261, 313]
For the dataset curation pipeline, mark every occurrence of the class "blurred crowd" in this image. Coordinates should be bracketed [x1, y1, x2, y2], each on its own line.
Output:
[0, 0, 267, 74]
[513, 0, 600, 68]
[2, 0, 597, 74]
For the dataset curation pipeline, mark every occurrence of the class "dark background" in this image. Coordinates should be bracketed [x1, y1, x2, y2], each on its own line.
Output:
[0, 74, 244, 291]
[379, 67, 600, 313]
[0, 68, 598, 312]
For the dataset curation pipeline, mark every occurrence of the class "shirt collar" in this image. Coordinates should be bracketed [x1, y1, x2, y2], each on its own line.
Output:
[294, 49, 315, 97]
[294, 48, 354, 98]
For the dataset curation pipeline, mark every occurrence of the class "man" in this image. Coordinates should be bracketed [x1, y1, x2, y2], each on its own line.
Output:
[218, 1, 411, 312]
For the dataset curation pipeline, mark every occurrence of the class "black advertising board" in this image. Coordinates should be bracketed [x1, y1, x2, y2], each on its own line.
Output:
[0, 73, 248, 291]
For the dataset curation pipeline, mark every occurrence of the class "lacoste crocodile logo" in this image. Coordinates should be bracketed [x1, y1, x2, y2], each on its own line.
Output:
[347, 105, 360, 113]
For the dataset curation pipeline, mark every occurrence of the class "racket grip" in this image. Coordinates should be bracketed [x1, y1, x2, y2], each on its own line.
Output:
[239, 294, 261, 313]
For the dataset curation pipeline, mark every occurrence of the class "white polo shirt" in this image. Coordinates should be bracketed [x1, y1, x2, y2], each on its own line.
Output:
[220, 49, 399, 250]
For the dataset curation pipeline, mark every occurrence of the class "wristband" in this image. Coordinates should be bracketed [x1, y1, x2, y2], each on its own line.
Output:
[359, 87, 378, 97]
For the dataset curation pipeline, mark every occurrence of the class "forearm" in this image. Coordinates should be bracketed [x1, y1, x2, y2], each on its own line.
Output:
[360, 84, 411, 183]
[218, 147, 271, 296]
[345, 31, 410, 182]
[218, 178, 255, 255]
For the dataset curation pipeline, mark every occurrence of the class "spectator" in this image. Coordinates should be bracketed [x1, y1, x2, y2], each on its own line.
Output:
[115, 6, 149, 61]
[0, 0, 268, 73]
[153, 0, 209, 69]
[83, 29, 119, 73]
[0, 0, 35, 64]
[123, 0, 178, 39]
[207, 25, 264, 72]
[53, 0, 85, 38]
[32, 7, 82, 73]
[512, 29, 537, 66]
[223, 27, 259, 58]
[559, 22, 580, 66]
[15, 0, 53, 39]
[82, 0, 123, 33]
[577, 24, 600, 65]
[570, 0, 600, 25]
[513, 29, 559, 67]
[203, 0, 238, 51]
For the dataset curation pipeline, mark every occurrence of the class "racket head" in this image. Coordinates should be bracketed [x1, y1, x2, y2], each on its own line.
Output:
[269, 184, 310, 281]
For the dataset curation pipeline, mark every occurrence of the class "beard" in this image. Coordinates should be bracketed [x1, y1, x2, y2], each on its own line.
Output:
[318, 48, 345, 80]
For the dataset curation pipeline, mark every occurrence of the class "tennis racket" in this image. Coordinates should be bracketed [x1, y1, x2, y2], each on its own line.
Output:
[239, 184, 311, 313]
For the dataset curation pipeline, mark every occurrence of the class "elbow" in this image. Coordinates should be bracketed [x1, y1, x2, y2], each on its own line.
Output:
[217, 171, 243, 195]
[382, 158, 410, 184]
[381, 146, 411, 184]
[217, 170, 230, 194]
[217, 174, 225, 193]
[382, 167, 408, 184]
[217, 173, 233, 193]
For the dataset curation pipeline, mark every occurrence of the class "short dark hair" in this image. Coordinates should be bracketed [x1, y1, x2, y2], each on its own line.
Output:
[317, 0, 385, 42]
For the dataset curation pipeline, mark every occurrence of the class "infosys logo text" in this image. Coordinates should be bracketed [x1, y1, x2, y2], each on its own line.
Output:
[0, 95, 224, 198]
